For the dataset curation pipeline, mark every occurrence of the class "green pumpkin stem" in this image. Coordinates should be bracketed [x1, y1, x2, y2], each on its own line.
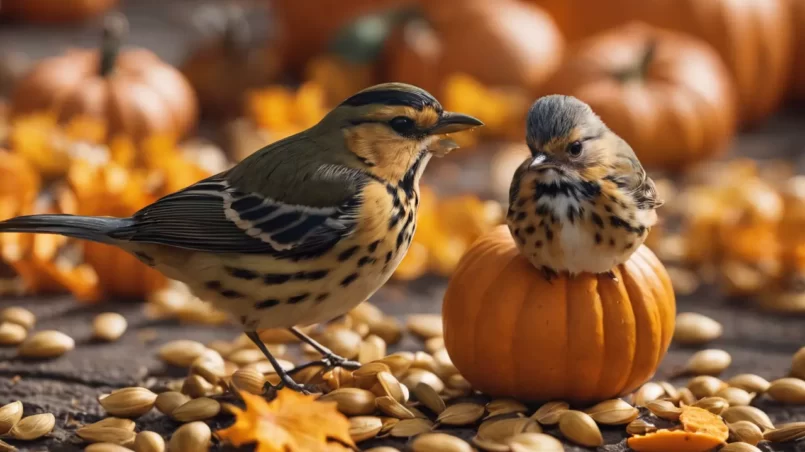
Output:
[616, 38, 658, 83]
[100, 13, 129, 77]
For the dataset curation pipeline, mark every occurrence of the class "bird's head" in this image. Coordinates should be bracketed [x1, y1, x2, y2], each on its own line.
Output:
[320, 83, 483, 183]
[524, 95, 615, 181]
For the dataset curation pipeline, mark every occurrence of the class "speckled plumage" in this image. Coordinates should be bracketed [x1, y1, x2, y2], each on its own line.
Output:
[507, 95, 661, 277]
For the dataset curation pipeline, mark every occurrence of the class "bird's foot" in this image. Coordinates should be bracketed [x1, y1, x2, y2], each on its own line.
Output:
[604, 270, 619, 282]
[541, 266, 559, 283]
[263, 375, 321, 395]
[322, 353, 361, 370]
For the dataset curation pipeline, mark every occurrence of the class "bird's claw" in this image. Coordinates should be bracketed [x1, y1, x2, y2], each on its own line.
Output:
[263, 379, 319, 395]
[323, 354, 361, 370]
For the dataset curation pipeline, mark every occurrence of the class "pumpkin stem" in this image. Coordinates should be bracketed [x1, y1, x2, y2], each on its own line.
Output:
[220, 5, 252, 52]
[100, 13, 128, 77]
[615, 38, 657, 83]
[328, 7, 423, 64]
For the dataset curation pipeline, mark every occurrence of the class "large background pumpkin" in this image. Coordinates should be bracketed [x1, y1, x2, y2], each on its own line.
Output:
[789, 0, 805, 100]
[442, 226, 675, 403]
[0, 0, 118, 24]
[545, 23, 736, 171]
[10, 15, 198, 141]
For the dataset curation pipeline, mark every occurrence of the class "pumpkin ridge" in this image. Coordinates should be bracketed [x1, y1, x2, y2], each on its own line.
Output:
[629, 249, 665, 380]
[600, 264, 637, 397]
[620, 256, 662, 393]
[634, 247, 674, 362]
[511, 259, 542, 397]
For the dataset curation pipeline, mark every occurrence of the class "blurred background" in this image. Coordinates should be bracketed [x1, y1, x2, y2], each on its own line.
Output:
[1, 0, 805, 317]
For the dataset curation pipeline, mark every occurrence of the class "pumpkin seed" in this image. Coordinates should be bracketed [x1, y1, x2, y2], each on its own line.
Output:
[322, 367, 355, 390]
[485, 399, 528, 418]
[506, 432, 564, 452]
[376, 396, 415, 419]
[0, 401, 23, 435]
[0, 307, 35, 330]
[242, 358, 294, 374]
[673, 312, 722, 345]
[446, 374, 471, 391]
[205, 340, 235, 358]
[17, 330, 74, 358]
[658, 381, 680, 403]
[228, 348, 268, 366]
[633, 382, 666, 406]
[720, 444, 762, 452]
[678, 387, 696, 406]
[93, 313, 127, 342]
[84, 444, 132, 452]
[365, 447, 401, 452]
[167, 421, 210, 452]
[626, 418, 657, 436]
[350, 301, 384, 326]
[413, 433, 472, 452]
[470, 435, 509, 452]
[432, 348, 458, 378]
[375, 371, 405, 403]
[647, 400, 683, 421]
[134, 431, 165, 452]
[763, 421, 805, 442]
[181, 374, 215, 398]
[390, 418, 433, 437]
[477, 417, 541, 442]
[692, 397, 729, 415]
[0, 439, 17, 452]
[171, 397, 220, 422]
[531, 401, 569, 425]
[424, 337, 445, 354]
[99, 387, 157, 418]
[684, 349, 731, 375]
[76, 426, 136, 445]
[722, 406, 775, 431]
[374, 353, 412, 377]
[370, 316, 403, 345]
[436, 403, 485, 426]
[318, 388, 376, 416]
[411, 351, 440, 374]
[378, 416, 399, 435]
[717, 387, 753, 406]
[728, 420, 764, 445]
[189, 349, 226, 384]
[688, 375, 726, 398]
[348, 416, 383, 442]
[0, 322, 26, 346]
[7, 413, 54, 440]
[315, 327, 361, 360]
[585, 399, 639, 425]
[558, 410, 603, 447]
[767, 377, 805, 404]
[402, 369, 445, 394]
[358, 335, 386, 364]
[727, 374, 771, 394]
[154, 391, 189, 416]
[414, 382, 446, 414]
[158, 340, 206, 367]
[792, 347, 805, 380]
[407, 405, 429, 419]
[87, 418, 136, 431]
[406, 314, 443, 339]
[231, 368, 266, 395]
[354, 362, 391, 388]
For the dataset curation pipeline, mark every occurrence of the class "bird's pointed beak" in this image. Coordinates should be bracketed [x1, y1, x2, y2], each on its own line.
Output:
[529, 151, 557, 170]
[429, 112, 484, 135]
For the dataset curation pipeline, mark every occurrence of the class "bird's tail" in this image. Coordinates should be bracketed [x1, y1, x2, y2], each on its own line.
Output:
[0, 214, 134, 244]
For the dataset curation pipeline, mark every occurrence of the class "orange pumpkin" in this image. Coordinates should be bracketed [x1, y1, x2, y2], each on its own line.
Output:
[385, 0, 564, 96]
[0, 0, 118, 24]
[10, 14, 198, 141]
[545, 23, 736, 171]
[442, 225, 675, 403]
[789, 0, 805, 100]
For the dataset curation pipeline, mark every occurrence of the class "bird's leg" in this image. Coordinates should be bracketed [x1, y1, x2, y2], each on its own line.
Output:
[245, 331, 315, 394]
[604, 270, 619, 282]
[541, 266, 559, 283]
[288, 326, 361, 370]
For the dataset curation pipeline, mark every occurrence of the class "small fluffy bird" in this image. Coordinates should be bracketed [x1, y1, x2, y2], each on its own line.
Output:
[0, 83, 482, 392]
[507, 95, 662, 279]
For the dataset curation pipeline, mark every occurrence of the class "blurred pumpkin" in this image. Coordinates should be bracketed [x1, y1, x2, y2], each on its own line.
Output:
[789, 0, 805, 99]
[0, 149, 40, 220]
[10, 14, 198, 142]
[181, 4, 281, 120]
[384, 0, 564, 96]
[545, 23, 736, 171]
[443, 225, 675, 403]
[0, 0, 118, 23]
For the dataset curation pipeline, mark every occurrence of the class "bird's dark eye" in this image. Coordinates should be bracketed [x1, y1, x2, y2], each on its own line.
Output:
[389, 116, 416, 135]
[567, 141, 583, 157]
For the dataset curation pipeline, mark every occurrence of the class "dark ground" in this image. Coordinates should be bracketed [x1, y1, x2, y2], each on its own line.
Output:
[1, 1, 805, 451]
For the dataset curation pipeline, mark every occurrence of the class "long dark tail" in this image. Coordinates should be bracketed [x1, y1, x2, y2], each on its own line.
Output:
[0, 214, 135, 244]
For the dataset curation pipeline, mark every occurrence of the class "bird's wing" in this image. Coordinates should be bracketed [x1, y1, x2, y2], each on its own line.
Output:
[109, 165, 368, 258]
[612, 136, 664, 210]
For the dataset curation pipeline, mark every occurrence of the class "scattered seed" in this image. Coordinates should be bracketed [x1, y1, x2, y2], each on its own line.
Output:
[157, 340, 206, 367]
[17, 330, 74, 358]
[167, 422, 210, 452]
[658, 381, 680, 403]
[0, 322, 26, 346]
[728, 420, 764, 445]
[673, 312, 722, 345]
[370, 316, 403, 345]
[692, 397, 729, 415]
[446, 374, 471, 392]
[181, 374, 215, 398]
[485, 399, 528, 418]
[633, 382, 666, 406]
[585, 399, 639, 425]
[688, 376, 726, 398]
[319, 388, 377, 416]
[76, 425, 136, 445]
[348, 416, 383, 442]
[0, 307, 35, 330]
[470, 435, 509, 452]
[678, 387, 696, 406]
[84, 444, 133, 452]
[531, 401, 569, 425]
[88, 418, 136, 431]
[189, 349, 226, 384]
[353, 362, 391, 388]
[410, 351, 440, 374]
[98, 387, 157, 418]
[0, 401, 23, 435]
[154, 391, 189, 416]
[626, 418, 657, 436]
[506, 432, 564, 452]
[375, 371, 405, 403]
[647, 400, 683, 421]
[316, 328, 361, 360]
[763, 421, 805, 443]
[437, 403, 485, 426]
[720, 443, 762, 452]
[432, 348, 458, 378]
[412, 433, 472, 452]
[477, 417, 541, 443]
[93, 313, 127, 342]
[171, 397, 220, 422]
[406, 314, 443, 339]
[401, 369, 445, 394]
[0, 437, 15, 452]
[135, 432, 166, 452]
[727, 374, 770, 394]
[767, 377, 805, 404]
[717, 387, 753, 406]
[558, 410, 603, 447]
[722, 406, 775, 431]
[358, 335, 387, 364]
[378, 416, 399, 435]
[414, 382, 446, 414]
[792, 347, 805, 380]
[7, 413, 54, 441]
[376, 396, 415, 419]
[231, 368, 266, 395]
[228, 348, 267, 366]
[684, 349, 731, 376]
[374, 353, 412, 378]
[390, 418, 433, 437]
[424, 337, 445, 354]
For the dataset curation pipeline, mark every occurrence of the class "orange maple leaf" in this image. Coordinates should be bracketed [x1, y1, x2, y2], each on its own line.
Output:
[216, 389, 355, 452]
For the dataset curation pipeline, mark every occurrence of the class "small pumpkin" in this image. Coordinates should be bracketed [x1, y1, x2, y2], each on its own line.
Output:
[442, 225, 675, 403]
[789, 0, 805, 100]
[0, 0, 118, 24]
[545, 23, 736, 171]
[10, 14, 198, 141]
[181, 4, 281, 120]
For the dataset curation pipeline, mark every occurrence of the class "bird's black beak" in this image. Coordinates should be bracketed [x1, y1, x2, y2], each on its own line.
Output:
[429, 112, 484, 135]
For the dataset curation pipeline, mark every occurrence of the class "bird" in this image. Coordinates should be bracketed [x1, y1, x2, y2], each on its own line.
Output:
[506, 94, 662, 281]
[0, 82, 483, 393]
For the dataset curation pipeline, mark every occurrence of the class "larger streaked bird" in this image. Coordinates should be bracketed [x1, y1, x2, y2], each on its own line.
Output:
[0, 83, 483, 393]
